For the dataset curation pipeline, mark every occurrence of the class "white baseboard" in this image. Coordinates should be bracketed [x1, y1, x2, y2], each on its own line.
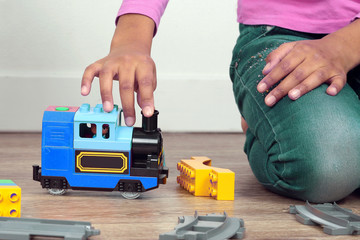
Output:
[0, 75, 242, 132]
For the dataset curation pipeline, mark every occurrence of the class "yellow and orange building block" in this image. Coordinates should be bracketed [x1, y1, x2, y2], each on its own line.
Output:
[0, 180, 21, 217]
[177, 156, 235, 200]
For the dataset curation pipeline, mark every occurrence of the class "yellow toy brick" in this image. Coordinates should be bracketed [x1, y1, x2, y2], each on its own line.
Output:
[0, 180, 21, 217]
[177, 157, 235, 200]
[209, 168, 235, 200]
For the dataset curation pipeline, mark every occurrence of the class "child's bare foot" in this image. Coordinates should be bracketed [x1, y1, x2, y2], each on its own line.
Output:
[241, 117, 248, 134]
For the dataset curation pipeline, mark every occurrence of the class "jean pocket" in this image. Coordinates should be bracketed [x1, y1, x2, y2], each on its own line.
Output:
[230, 25, 275, 83]
[239, 25, 275, 49]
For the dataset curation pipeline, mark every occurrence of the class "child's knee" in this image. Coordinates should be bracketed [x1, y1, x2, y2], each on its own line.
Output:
[270, 144, 360, 203]
[245, 99, 360, 203]
[302, 155, 360, 203]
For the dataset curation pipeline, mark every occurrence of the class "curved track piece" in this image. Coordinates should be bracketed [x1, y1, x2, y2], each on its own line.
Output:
[159, 211, 245, 240]
[289, 201, 360, 235]
[0, 217, 100, 240]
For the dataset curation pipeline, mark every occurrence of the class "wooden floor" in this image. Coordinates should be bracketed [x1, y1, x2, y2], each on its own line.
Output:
[0, 133, 359, 240]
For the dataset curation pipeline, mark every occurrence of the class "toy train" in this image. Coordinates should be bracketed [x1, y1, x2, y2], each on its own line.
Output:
[33, 103, 168, 199]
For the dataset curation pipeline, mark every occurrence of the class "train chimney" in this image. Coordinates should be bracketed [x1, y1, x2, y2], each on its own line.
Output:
[142, 110, 159, 132]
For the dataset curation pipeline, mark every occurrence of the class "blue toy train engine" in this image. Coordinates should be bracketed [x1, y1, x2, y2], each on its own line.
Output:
[33, 104, 168, 199]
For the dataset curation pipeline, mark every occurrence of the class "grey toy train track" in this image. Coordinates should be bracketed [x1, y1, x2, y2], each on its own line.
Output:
[0, 217, 100, 240]
[290, 201, 360, 235]
[159, 211, 245, 240]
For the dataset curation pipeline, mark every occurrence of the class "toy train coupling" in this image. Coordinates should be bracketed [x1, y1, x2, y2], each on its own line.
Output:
[32, 165, 40, 182]
[33, 104, 168, 199]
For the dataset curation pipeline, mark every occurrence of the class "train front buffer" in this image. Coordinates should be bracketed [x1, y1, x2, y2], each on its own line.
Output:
[33, 104, 168, 199]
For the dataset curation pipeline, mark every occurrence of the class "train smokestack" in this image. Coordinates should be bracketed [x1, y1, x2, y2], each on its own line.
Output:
[142, 110, 159, 132]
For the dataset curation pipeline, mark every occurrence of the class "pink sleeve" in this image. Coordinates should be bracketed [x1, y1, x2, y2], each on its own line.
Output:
[355, 12, 360, 20]
[116, 0, 169, 35]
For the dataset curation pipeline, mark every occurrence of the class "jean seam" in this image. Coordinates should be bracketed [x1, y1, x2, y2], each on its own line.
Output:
[246, 129, 278, 187]
[235, 67, 286, 186]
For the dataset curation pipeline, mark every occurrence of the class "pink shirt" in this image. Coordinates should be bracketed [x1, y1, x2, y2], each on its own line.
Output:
[117, 0, 360, 34]
[238, 0, 360, 34]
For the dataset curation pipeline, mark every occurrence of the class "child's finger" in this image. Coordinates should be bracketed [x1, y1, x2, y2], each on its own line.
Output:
[287, 69, 344, 101]
[81, 63, 102, 95]
[326, 75, 347, 96]
[135, 62, 156, 117]
[99, 65, 115, 113]
[258, 48, 304, 93]
[118, 66, 136, 126]
[264, 62, 327, 106]
[263, 42, 296, 75]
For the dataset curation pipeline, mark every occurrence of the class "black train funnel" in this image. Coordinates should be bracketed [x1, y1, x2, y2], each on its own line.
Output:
[141, 110, 159, 132]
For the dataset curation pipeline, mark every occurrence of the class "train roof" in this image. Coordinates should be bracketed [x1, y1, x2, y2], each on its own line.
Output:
[43, 106, 79, 123]
[74, 103, 120, 124]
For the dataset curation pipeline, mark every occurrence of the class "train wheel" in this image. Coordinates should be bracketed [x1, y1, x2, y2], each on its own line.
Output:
[48, 188, 67, 195]
[121, 192, 141, 199]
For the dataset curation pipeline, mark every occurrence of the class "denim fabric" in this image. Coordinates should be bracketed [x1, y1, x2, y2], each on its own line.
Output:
[230, 24, 360, 203]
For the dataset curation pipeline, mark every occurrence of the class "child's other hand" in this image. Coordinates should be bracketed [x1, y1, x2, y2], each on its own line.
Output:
[257, 37, 350, 107]
[81, 14, 156, 126]
[257, 18, 360, 107]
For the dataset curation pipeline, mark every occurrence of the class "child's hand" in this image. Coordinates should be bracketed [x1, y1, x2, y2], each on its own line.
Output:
[81, 45, 156, 126]
[257, 38, 347, 106]
[81, 14, 156, 126]
[257, 19, 360, 107]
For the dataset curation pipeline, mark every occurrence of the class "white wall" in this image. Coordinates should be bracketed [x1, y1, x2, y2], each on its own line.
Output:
[0, 0, 242, 132]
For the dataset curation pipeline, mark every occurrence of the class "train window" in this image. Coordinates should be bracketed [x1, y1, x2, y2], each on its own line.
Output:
[79, 123, 97, 138]
[102, 124, 110, 139]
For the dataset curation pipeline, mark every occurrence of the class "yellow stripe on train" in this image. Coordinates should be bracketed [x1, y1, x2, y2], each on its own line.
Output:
[76, 152, 128, 173]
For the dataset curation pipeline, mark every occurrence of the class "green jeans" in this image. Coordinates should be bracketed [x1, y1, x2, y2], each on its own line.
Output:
[230, 24, 360, 203]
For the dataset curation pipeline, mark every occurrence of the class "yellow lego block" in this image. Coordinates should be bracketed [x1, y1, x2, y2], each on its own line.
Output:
[177, 157, 235, 200]
[209, 168, 235, 200]
[0, 180, 21, 217]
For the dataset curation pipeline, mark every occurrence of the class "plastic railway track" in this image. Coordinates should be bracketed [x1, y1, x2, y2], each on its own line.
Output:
[0, 217, 100, 240]
[159, 211, 245, 240]
[290, 201, 360, 235]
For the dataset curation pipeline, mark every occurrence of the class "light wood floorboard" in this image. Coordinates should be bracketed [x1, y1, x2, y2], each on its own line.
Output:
[0, 133, 359, 239]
